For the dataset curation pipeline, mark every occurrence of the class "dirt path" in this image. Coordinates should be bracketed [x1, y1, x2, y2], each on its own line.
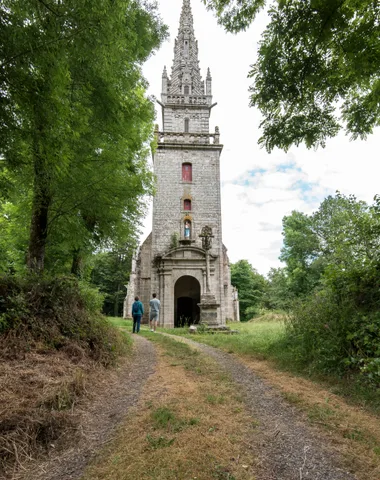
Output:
[15, 335, 156, 480]
[15, 332, 366, 480]
[163, 334, 358, 480]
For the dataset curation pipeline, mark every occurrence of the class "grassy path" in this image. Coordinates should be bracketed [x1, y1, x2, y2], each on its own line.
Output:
[82, 332, 257, 480]
[100, 319, 380, 480]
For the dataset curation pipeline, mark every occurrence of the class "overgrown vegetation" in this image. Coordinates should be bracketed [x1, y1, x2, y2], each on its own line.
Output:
[0, 275, 130, 477]
[281, 194, 380, 386]
[231, 193, 380, 390]
[0, 275, 127, 365]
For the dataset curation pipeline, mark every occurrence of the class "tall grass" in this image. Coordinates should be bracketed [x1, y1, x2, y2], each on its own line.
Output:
[166, 321, 290, 362]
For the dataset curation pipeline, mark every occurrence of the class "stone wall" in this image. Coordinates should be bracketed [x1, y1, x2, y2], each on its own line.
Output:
[163, 106, 210, 133]
[135, 233, 152, 324]
[152, 144, 223, 258]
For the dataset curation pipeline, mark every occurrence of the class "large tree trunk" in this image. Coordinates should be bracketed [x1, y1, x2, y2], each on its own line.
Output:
[71, 248, 83, 277]
[27, 132, 52, 273]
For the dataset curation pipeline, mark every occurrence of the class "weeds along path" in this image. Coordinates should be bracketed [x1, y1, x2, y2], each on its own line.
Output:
[15, 335, 156, 480]
[163, 333, 358, 480]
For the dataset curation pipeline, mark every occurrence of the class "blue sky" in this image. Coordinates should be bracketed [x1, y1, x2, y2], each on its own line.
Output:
[141, 0, 380, 275]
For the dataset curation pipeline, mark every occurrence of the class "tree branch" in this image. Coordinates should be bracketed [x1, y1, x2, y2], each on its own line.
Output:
[36, 0, 62, 17]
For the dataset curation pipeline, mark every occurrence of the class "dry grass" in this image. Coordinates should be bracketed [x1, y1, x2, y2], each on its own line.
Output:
[0, 345, 117, 479]
[82, 336, 259, 480]
[235, 355, 380, 480]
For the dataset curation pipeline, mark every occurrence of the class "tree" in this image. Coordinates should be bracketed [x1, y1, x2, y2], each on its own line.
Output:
[90, 249, 133, 317]
[231, 260, 267, 320]
[0, 0, 167, 272]
[204, 0, 380, 151]
[280, 210, 322, 296]
[264, 267, 294, 311]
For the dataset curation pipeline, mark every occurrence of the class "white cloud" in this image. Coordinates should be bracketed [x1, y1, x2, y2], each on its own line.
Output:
[141, 0, 380, 275]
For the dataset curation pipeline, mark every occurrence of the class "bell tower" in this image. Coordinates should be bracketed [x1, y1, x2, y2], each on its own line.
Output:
[125, 0, 239, 327]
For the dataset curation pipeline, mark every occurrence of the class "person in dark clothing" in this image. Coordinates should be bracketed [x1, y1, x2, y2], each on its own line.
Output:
[132, 296, 144, 333]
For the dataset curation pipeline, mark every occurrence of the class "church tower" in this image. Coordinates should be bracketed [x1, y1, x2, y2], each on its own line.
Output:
[125, 0, 239, 327]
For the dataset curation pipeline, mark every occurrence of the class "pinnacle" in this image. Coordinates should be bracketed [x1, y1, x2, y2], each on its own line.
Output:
[179, 0, 194, 33]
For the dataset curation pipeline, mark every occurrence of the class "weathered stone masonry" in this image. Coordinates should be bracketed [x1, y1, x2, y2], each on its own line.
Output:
[124, 0, 239, 327]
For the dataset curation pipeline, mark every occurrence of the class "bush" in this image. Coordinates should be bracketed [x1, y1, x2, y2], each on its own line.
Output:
[0, 275, 128, 366]
[288, 289, 380, 384]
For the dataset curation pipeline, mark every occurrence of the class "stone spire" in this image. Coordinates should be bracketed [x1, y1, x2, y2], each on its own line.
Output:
[167, 0, 204, 96]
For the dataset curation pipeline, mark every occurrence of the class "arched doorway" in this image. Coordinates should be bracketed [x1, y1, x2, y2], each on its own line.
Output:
[174, 276, 201, 327]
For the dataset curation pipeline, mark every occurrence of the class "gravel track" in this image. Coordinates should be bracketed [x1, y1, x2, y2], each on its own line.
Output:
[15, 332, 359, 480]
[16, 335, 156, 480]
[168, 334, 358, 480]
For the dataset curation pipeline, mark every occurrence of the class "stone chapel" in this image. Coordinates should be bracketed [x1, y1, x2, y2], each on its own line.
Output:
[124, 0, 239, 328]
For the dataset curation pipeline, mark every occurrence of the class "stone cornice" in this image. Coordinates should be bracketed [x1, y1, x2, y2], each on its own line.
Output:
[156, 143, 223, 152]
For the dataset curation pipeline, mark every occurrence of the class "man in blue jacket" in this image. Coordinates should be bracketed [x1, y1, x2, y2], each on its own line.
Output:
[131, 296, 144, 333]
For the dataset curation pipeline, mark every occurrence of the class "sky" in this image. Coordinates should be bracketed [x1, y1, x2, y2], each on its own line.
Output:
[141, 0, 380, 276]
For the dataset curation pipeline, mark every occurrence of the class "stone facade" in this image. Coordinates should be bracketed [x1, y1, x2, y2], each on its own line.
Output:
[124, 0, 239, 327]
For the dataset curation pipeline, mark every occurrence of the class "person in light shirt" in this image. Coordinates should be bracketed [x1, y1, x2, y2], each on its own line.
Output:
[149, 293, 161, 332]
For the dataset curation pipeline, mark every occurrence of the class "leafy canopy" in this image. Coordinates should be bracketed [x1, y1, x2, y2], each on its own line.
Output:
[231, 259, 267, 320]
[0, 0, 167, 273]
[204, 0, 380, 151]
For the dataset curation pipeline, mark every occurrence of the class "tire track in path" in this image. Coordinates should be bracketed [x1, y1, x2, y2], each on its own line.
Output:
[164, 333, 358, 480]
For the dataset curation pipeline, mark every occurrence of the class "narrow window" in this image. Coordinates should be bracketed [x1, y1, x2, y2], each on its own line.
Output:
[184, 199, 191, 211]
[182, 163, 192, 182]
[184, 118, 189, 133]
[184, 85, 190, 95]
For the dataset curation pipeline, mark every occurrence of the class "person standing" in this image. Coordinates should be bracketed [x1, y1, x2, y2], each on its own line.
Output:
[131, 296, 144, 333]
[149, 293, 161, 332]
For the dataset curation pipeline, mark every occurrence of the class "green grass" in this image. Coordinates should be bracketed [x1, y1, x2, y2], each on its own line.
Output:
[107, 317, 380, 414]
[107, 316, 133, 329]
[164, 321, 380, 415]
[164, 321, 289, 361]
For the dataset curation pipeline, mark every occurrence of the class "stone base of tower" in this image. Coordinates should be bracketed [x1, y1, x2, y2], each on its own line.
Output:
[127, 235, 240, 328]
[198, 293, 220, 327]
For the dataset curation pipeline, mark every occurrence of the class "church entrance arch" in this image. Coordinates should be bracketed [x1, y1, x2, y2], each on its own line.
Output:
[174, 275, 201, 327]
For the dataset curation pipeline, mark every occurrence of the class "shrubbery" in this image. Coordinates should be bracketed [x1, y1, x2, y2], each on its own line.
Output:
[0, 275, 127, 366]
[288, 292, 380, 383]
[278, 194, 380, 385]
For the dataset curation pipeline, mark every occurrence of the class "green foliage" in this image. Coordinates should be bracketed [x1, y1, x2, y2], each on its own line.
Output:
[170, 232, 179, 249]
[90, 249, 133, 317]
[146, 434, 175, 449]
[288, 292, 380, 384]
[0, 0, 167, 272]
[78, 281, 105, 314]
[151, 407, 176, 429]
[0, 275, 128, 365]
[274, 193, 380, 384]
[204, 0, 380, 151]
[280, 210, 323, 297]
[263, 268, 294, 311]
[231, 260, 267, 321]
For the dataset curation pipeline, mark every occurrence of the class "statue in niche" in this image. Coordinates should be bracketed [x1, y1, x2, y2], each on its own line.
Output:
[184, 220, 191, 238]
